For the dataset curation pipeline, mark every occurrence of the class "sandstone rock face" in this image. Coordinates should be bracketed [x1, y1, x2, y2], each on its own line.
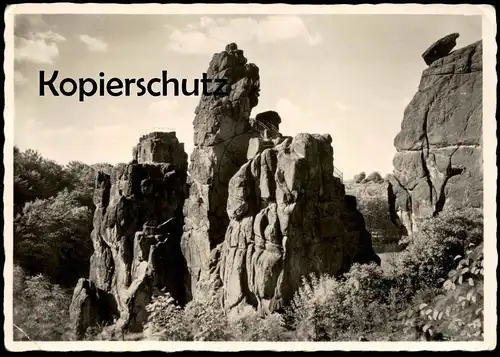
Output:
[133, 131, 187, 167]
[388, 38, 482, 235]
[180, 43, 261, 299]
[69, 133, 188, 340]
[215, 133, 380, 314]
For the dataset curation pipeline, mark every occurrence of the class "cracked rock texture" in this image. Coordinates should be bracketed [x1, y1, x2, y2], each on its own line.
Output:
[69, 132, 188, 340]
[215, 133, 381, 314]
[388, 38, 483, 235]
[180, 43, 262, 299]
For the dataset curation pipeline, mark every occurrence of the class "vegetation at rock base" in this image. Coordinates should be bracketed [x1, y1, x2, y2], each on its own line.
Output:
[12, 147, 115, 341]
[140, 208, 483, 342]
[11, 147, 484, 342]
[13, 266, 73, 341]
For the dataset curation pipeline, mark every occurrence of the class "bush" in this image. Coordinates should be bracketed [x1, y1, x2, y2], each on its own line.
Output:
[386, 207, 483, 302]
[144, 290, 230, 341]
[287, 264, 395, 341]
[286, 207, 483, 342]
[144, 291, 292, 342]
[391, 207, 484, 340]
[13, 267, 72, 341]
[398, 242, 484, 341]
[144, 292, 192, 341]
[228, 306, 290, 341]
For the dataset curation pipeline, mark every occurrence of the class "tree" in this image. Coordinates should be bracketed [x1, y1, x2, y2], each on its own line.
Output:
[353, 172, 366, 183]
[14, 189, 93, 285]
[365, 171, 384, 183]
[13, 146, 72, 213]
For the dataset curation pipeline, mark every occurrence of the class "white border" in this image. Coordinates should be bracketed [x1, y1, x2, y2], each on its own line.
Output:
[3, 3, 497, 352]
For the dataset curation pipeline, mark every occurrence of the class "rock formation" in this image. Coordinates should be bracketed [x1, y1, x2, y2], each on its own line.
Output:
[388, 35, 483, 235]
[422, 33, 460, 66]
[180, 43, 262, 299]
[213, 133, 380, 314]
[69, 132, 188, 340]
[70, 42, 383, 337]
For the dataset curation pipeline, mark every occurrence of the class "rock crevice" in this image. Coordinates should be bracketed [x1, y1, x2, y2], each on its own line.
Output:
[70, 133, 188, 340]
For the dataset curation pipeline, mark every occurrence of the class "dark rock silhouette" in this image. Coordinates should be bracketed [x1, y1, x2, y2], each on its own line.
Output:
[388, 37, 482, 235]
[422, 33, 460, 66]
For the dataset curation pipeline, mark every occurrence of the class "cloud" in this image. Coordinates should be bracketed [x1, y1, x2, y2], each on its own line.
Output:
[167, 15, 323, 54]
[14, 31, 66, 64]
[14, 15, 66, 64]
[79, 34, 108, 52]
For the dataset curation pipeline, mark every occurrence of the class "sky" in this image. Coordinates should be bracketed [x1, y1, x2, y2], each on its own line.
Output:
[12, 13, 482, 180]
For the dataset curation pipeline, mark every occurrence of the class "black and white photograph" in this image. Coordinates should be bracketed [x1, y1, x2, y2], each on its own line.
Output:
[3, 3, 497, 352]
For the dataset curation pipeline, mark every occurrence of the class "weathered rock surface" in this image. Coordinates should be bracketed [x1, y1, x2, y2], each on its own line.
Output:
[69, 133, 188, 340]
[388, 38, 483, 235]
[214, 133, 380, 314]
[180, 43, 262, 299]
[422, 33, 460, 66]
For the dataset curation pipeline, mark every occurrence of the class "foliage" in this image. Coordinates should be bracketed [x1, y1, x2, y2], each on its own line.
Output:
[144, 290, 229, 341]
[144, 290, 291, 342]
[286, 207, 484, 342]
[14, 188, 93, 285]
[13, 147, 115, 286]
[14, 147, 72, 212]
[365, 171, 384, 183]
[353, 171, 366, 183]
[228, 306, 291, 341]
[144, 291, 192, 341]
[13, 266, 72, 341]
[287, 264, 396, 341]
[398, 242, 484, 341]
[386, 207, 483, 302]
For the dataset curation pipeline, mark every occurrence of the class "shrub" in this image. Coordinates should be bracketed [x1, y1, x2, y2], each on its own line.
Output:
[286, 207, 484, 342]
[287, 264, 395, 341]
[398, 242, 484, 341]
[144, 292, 192, 341]
[144, 290, 230, 341]
[227, 305, 291, 341]
[13, 268, 72, 341]
[386, 207, 483, 303]
[391, 208, 484, 340]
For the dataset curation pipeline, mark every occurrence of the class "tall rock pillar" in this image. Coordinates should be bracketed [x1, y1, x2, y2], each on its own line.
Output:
[181, 43, 261, 299]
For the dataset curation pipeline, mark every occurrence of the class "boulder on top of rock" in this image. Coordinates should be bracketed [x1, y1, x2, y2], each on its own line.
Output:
[422, 32, 460, 66]
[390, 38, 482, 236]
